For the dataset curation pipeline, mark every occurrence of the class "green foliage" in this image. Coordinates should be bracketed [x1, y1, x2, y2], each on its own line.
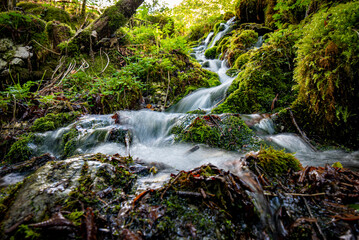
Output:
[173, 115, 258, 151]
[293, 2, 359, 147]
[170, 0, 234, 41]
[214, 27, 300, 114]
[0, 11, 46, 44]
[31, 112, 80, 132]
[4, 134, 35, 163]
[247, 147, 302, 177]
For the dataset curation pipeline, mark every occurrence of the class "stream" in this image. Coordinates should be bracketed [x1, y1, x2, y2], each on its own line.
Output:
[1, 17, 358, 189]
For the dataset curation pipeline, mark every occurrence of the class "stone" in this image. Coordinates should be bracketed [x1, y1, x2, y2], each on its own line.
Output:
[10, 58, 25, 67]
[0, 38, 14, 52]
[2, 155, 123, 229]
[14, 46, 33, 59]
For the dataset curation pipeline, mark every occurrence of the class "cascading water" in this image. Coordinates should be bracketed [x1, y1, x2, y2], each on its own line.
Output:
[19, 15, 359, 173]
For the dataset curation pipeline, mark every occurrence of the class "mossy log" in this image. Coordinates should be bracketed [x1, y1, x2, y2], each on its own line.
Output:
[66, 0, 144, 53]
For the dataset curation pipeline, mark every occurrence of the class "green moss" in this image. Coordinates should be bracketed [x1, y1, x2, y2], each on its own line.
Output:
[247, 147, 302, 177]
[61, 127, 80, 159]
[233, 52, 250, 69]
[204, 46, 218, 59]
[31, 112, 80, 133]
[223, 11, 235, 21]
[0, 181, 24, 219]
[173, 115, 259, 151]
[213, 27, 300, 114]
[293, 2, 359, 148]
[102, 6, 127, 34]
[219, 29, 258, 66]
[45, 21, 74, 47]
[4, 134, 35, 163]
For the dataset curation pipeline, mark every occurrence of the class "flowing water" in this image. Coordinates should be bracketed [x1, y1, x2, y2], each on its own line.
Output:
[6, 16, 358, 179]
[1, 17, 358, 234]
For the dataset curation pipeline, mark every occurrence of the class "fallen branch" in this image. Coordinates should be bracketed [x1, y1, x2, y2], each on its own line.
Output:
[30, 40, 61, 55]
[288, 109, 317, 151]
[304, 198, 327, 240]
[161, 173, 182, 199]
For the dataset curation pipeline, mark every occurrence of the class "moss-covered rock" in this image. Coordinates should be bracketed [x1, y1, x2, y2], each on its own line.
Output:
[45, 20, 74, 48]
[204, 46, 218, 59]
[245, 147, 302, 177]
[219, 29, 258, 66]
[1, 153, 136, 238]
[31, 112, 80, 133]
[172, 114, 259, 151]
[213, 27, 300, 114]
[4, 134, 36, 163]
[293, 2, 359, 148]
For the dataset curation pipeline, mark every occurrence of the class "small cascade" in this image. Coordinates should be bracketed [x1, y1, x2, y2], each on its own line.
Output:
[253, 35, 264, 48]
[208, 17, 236, 49]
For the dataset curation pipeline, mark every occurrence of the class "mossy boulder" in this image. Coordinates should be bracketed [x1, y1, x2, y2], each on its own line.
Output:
[213, 27, 300, 114]
[1, 153, 136, 238]
[218, 29, 258, 66]
[31, 112, 80, 133]
[204, 46, 218, 59]
[172, 114, 259, 151]
[293, 2, 359, 148]
[245, 147, 302, 178]
[4, 134, 36, 163]
[45, 21, 74, 48]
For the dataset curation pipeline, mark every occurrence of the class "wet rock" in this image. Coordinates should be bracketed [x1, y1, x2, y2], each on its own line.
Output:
[172, 113, 260, 151]
[108, 127, 133, 145]
[9, 58, 25, 67]
[201, 61, 210, 68]
[14, 46, 33, 59]
[2, 153, 135, 230]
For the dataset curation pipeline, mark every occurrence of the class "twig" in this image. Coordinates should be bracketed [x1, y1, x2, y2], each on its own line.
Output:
[213, 97, 225, 108]
[263, 192, 325, 197]
[30, 40, 61, 55]
[303, 198, 327, 240]
[288, 109, 317, 151]
[161, 173, 182, 199]
[51, 56, 65, 80]
[79, 12, 90, 30]
[99, 51, 110, 75]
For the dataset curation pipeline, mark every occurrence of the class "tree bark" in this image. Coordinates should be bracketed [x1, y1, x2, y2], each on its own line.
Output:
[67, 0, 144, 53]
[81, 0, 87, 17]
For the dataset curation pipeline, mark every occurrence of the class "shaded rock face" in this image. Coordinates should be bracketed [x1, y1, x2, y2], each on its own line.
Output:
[2, 155, 121, 229]
[0, 38, 34, 89]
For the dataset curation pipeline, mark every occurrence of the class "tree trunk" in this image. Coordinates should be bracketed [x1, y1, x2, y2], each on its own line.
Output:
[81, 0, 87, 16]
[67, 0, 144, 53]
